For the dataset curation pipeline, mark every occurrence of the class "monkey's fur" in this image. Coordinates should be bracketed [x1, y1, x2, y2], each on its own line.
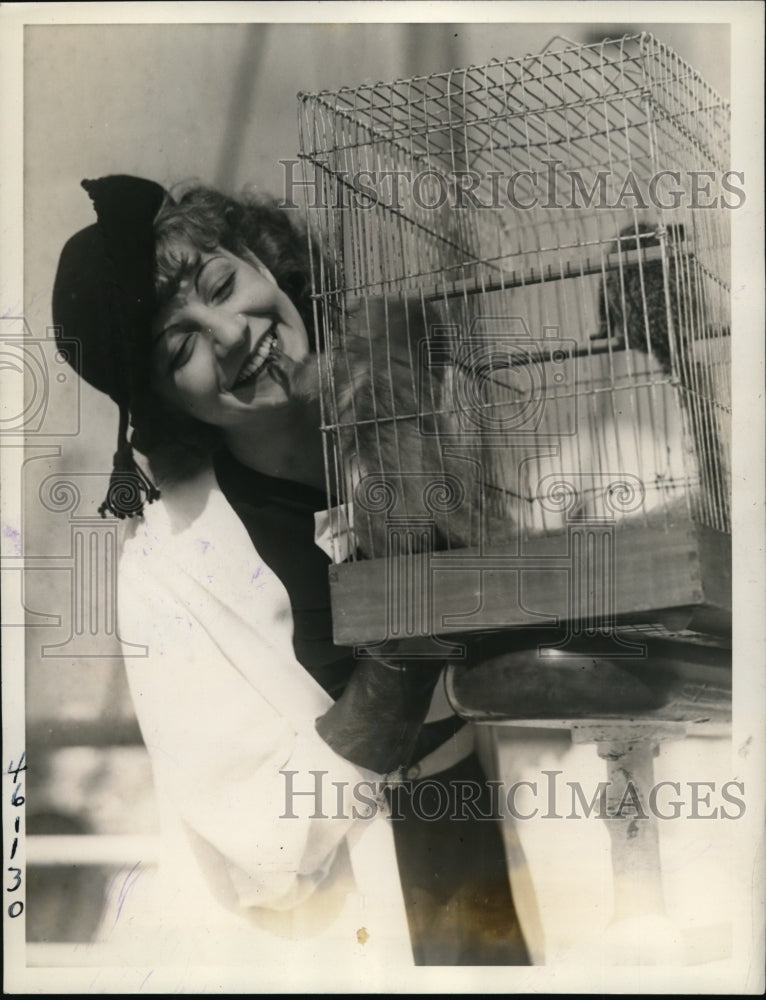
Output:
[598, 222, 694, 374]
[281, 297, 500, 559]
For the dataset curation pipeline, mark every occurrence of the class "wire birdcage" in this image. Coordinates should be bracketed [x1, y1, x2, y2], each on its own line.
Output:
[298, 32, 731, 652]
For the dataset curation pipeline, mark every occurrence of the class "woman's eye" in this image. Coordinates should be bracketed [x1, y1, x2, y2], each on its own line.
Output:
[211, 271, 235, 303]
[169, 333, 196, 372]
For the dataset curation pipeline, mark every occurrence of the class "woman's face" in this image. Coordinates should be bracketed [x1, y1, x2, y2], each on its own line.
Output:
[151, 246, 310, 427]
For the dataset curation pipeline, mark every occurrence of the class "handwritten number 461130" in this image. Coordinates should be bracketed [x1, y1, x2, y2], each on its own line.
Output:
[7, 754, 26, 918]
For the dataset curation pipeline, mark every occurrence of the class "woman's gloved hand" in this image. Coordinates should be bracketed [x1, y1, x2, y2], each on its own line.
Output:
[315, 657, 445, 774]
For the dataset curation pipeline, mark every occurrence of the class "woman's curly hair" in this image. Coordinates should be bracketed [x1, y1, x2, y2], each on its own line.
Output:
[135, 185, 322, 481]
[154, 185, 319, 349]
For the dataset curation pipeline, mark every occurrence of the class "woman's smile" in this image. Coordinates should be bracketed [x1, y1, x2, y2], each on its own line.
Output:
[229, 322, 279, 390]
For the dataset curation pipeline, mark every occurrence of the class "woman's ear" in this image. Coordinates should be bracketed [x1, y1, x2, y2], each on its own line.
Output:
[241, 247, 278, 286]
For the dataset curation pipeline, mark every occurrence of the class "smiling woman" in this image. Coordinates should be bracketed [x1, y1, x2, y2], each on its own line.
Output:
[151, 238, 328, 489]
[134, 185, 328, 488]
[151, 248, 308, 421]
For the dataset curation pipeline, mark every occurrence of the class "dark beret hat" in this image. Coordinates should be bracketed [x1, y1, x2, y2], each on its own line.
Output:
[53, 175, 167, 404]
[52, 175, 168, 516]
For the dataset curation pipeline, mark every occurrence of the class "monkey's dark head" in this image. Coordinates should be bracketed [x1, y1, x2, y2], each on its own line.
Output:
[611, 221, 686, 253]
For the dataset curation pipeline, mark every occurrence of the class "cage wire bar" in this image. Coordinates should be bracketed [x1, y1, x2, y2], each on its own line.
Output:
[297, 32, 731, 642]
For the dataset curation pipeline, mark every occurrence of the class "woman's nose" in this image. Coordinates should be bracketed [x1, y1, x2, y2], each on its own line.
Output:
[208, 311, 247, 357]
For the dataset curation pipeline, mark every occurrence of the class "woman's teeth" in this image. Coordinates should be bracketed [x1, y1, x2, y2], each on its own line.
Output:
[233, 328, 278, 387]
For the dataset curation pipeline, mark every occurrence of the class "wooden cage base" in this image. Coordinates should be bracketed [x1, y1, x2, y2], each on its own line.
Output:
[329, 516, 730, 648]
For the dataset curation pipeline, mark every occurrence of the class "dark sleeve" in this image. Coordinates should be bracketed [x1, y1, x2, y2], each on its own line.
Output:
[315, 657, 446, 773]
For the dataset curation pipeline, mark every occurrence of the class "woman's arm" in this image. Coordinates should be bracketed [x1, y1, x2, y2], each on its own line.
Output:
[117, 493, 396, 913]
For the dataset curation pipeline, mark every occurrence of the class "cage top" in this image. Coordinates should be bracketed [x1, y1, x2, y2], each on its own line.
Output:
[297, 31, 728, 113]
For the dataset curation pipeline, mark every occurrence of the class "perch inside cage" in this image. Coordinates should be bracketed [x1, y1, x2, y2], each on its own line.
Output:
[298, 32, 731, 672]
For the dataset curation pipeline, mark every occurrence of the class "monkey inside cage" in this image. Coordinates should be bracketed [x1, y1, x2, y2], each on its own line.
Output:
[297, 33, 731, 697]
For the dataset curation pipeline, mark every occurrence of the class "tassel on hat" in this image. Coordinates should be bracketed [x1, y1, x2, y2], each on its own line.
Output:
[98, 406, 162, 519]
